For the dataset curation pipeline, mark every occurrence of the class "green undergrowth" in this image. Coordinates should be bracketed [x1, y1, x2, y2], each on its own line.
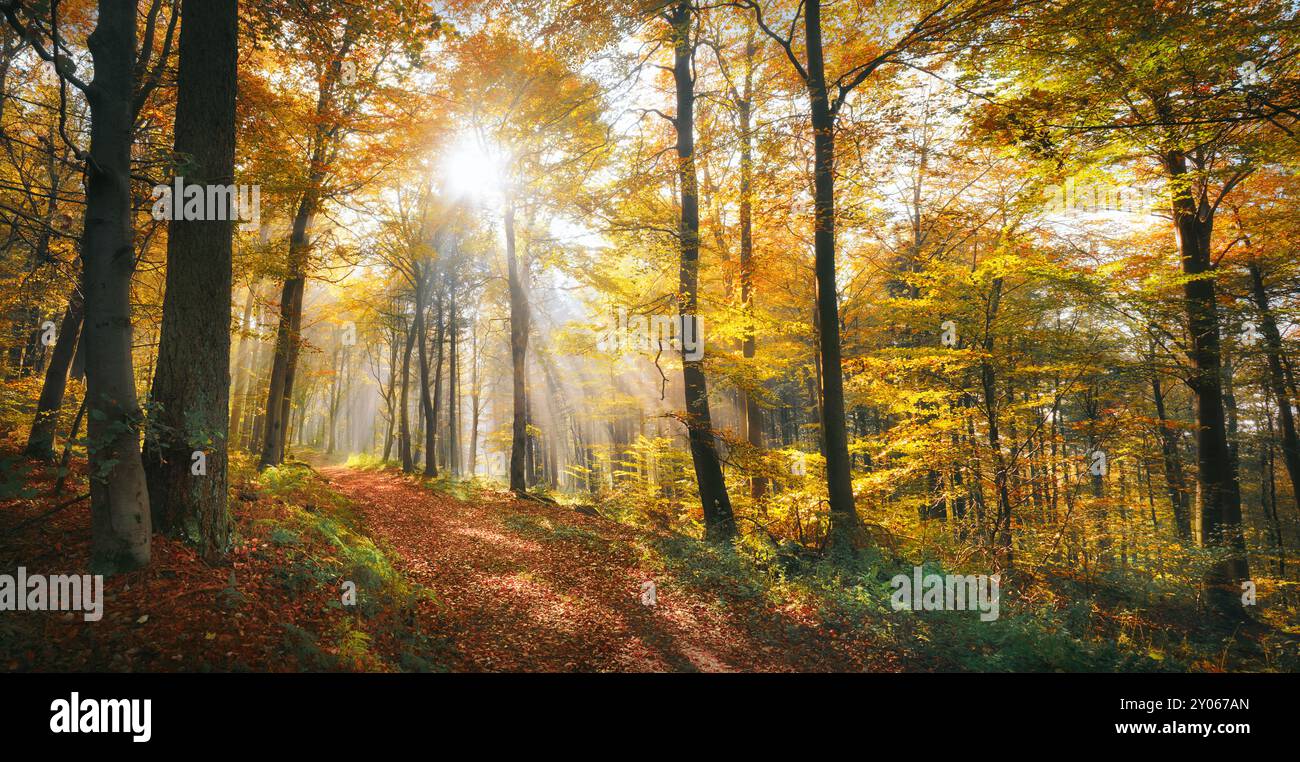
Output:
[638, 530, 1300, 672]
[233, 455, 450, 672]
[342, 452, 389, 471]
[633, 531, 1179, 672]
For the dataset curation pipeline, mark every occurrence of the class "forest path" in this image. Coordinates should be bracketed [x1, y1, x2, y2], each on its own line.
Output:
[319, 465, 866, 672]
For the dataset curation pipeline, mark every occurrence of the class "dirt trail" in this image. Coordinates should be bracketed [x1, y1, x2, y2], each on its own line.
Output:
[320, 466, 873, 672]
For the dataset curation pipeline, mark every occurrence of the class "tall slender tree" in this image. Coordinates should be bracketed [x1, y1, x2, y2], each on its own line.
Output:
[666, 1, 736, 541]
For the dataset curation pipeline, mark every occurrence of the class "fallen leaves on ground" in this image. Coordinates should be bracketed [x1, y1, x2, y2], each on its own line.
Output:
[323, 465, 898, 672]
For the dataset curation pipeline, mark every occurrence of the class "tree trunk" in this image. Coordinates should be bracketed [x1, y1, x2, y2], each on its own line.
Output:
[448, 288, 460, 476]
[414, 262, 438, 477]
[505, 201, 529, 493]
[670, 2, 735, 542]
[980, 278, 1014, 566]
[804, 0, 860, 550]
[258, 206, 310, 470]
[429, 284, 446, 475]
[25, 284, 83, 460]
[736, 35, 765, 501]
[1165, 152, 1247, 615]
[1248, 260, 1300, 518]
[399, 317, 415, 472]
[82, 0, 151, 574]
[143, 0, 237, 560]
[381, 321, 400, 461]
[469, 322, 481, 475]
[228, 281, 259, 453]
[326, 348, 342, 454]
[1151, 366, 1193, 542]
[257, 55, 340, 469]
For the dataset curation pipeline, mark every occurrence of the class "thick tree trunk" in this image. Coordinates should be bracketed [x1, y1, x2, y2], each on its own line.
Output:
[82, 1, 151, 574]
[1165, 153, 1247, 615]
[143, 0, 237, 559]
[670, 2, 735, 542]
[804, 0, 860, 550]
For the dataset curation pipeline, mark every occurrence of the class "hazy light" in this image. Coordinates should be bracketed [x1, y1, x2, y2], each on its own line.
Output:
[440, 133, 506, 202]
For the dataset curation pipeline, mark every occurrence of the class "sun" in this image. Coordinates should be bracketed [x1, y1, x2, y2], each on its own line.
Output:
[440, 133, 507, 202]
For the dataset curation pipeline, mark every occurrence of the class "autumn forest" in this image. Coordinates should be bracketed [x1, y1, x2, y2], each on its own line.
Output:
[1, 0, 1300, 677]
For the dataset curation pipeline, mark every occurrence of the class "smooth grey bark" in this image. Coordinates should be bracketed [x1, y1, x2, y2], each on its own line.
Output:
[81, 0, 151, 573]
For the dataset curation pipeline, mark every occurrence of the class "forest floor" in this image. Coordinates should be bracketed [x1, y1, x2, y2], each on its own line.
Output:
[0, 450, 894, 672]
[3, 444, 1295, 672]
[318, 464, 894, 671]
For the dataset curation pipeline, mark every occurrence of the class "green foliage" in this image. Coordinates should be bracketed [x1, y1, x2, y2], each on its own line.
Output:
[0, 456, 39, 500]
[344, 452, 389, 471]
[243, 459, 446, 671]
[638, 529, 1185, 672]
[257, 463, 317, 497]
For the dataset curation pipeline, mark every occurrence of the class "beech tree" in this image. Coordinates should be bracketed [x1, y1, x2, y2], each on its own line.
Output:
[2, 0, 177, 573]
[663, 1, 736, 541]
